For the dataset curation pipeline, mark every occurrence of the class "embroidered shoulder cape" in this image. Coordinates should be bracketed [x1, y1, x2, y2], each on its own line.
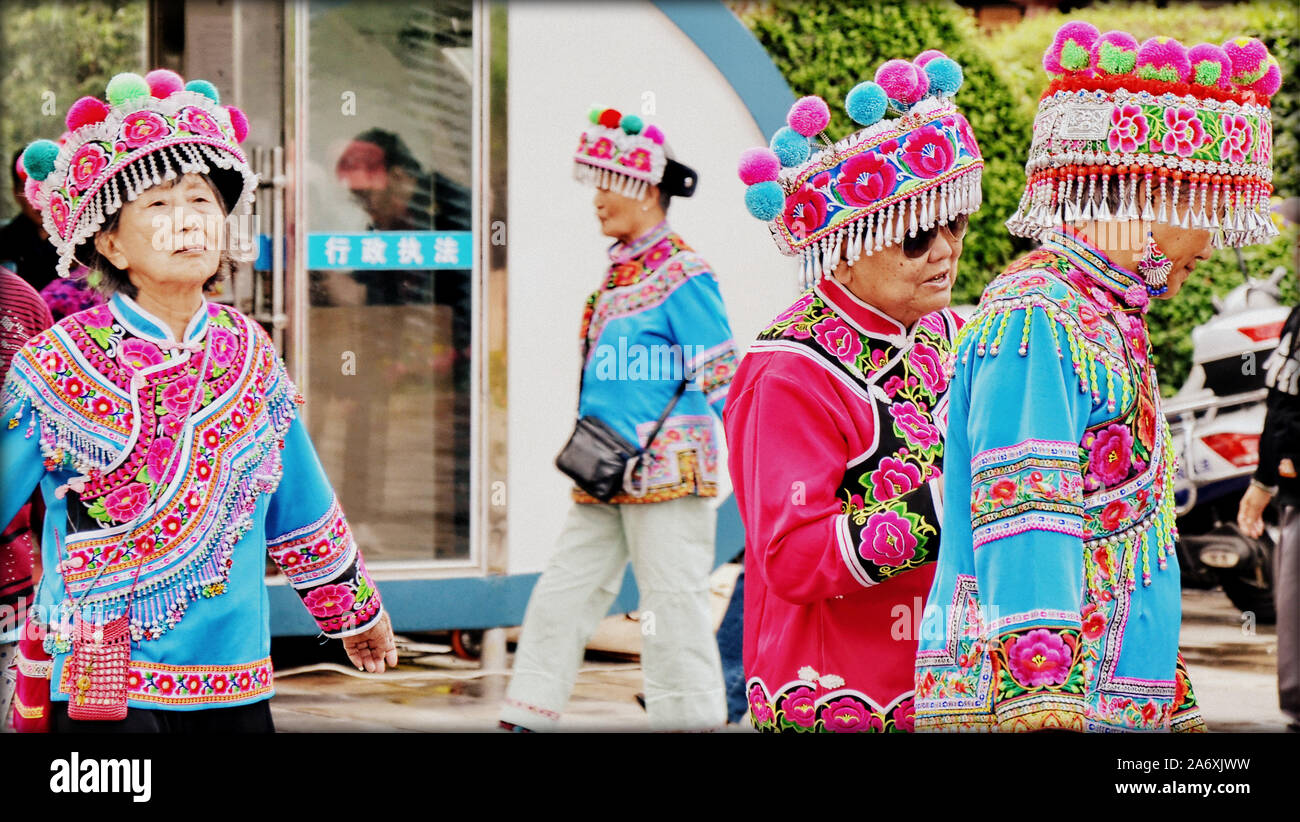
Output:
[0, 294, 382, 710]
[914, 230, 1205, 732]
[724, 274, 960, 732]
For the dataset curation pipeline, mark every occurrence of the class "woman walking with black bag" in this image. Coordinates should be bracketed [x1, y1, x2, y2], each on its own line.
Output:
[499, 107, 738, 732]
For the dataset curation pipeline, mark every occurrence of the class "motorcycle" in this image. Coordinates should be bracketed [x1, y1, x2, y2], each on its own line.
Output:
[1165, 259, 1288, 624]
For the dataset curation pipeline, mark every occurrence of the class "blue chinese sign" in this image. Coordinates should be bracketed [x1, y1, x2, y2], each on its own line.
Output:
[306, 231, 473, 270]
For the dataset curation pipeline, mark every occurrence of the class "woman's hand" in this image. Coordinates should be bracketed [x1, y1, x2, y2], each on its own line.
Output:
[1237, 483, 1274, 540]
[342, 609, 399, 673]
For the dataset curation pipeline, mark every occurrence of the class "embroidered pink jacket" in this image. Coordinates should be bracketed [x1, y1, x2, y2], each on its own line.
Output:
[724, 275, 960, 732]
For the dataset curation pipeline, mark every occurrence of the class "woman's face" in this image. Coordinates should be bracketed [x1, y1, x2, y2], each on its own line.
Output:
[94, 173, 225, 291]
[1147, 220, 1215, 299]
[593, 184, 660, 240]
[835, 215, 966, 327]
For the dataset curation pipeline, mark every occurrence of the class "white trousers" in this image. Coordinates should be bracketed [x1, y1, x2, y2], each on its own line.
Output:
[501, 496, 726, 731]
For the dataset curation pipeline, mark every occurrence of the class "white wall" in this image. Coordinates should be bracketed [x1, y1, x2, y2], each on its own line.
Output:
[506, 1, 795, 574]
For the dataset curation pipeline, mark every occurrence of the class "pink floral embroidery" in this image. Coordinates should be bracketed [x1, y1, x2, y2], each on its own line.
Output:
[889, 401, 940, 450]
[1160, 107, 1205, 157]
[1107, 104, 1149, 153]
[1100, 499, 1133, 531]
[619, 147, 652, 173]
[823, 697, 882, 732]
[1087, 423, 1134, 487]
[122, 111, 170, 149]
[901, 125, 954, 178]
[858, 509, 918, 565]
[1005, 629, 1073, 688]
[835, 151, 897, 207]
[811, 317, 862, 365]
[1081, 603, 1106, 641]
[118, 338, 164, 373]
[586, 137, 614, 160]
[882, 375, 906, 397]
[69, 143, 110, 192]
[1219, 113, 1252, 164]
[893, 697, 916, 732]
[160, 375, 200, 415]
[48, 194, 69, 235]
[782, 686, 818, 728]
[180, 107, 222, 138]
[81, 305, 115, 329]
[908, 342, 948, 393]
[145, 436, 176, 483]
[103, 482, 150, 522]
[748, 684, 774, 724]
[783, 185, 828, 240]
[955, 116, 980, 159]
[869, 456, 922, 502]
[303, 583, 356, 618]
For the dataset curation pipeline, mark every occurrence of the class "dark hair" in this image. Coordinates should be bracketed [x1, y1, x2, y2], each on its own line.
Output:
[657, 186, 672, 214]
[84, 172, 233, 298]
[352, 128, 423, 177]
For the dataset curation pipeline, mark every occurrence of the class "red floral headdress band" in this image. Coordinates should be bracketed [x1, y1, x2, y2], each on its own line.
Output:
[1007, 24, 1281, 248]
[20, 69, 256, 278]
[737, 50, 984, 288]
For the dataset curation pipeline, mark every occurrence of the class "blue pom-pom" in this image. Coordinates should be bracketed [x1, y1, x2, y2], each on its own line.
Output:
[845, 82, 888, 126]
[924, 57, 963, 96]
[744, 181, 785, 221]
[619, 114, 644, 134]
[21, 140, 60, 182]
[184, 79, 220, 104]
[770, 127, 810, 168]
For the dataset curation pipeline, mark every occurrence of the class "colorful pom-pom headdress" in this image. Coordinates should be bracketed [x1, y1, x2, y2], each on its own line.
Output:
[1007, 24, 1282, 247]
[574, 107, 697, 201]
[738, 50, 984, 287]
[20, 69, 256, 279]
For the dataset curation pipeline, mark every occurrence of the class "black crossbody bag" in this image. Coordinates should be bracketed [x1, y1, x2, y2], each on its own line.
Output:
[555, 333, 691, 502]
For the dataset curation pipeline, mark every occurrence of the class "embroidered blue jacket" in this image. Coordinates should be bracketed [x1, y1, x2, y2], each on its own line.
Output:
[0, 294, 382, 711]
[575, 220, 738, 504]
[914, 230, 1205, 732]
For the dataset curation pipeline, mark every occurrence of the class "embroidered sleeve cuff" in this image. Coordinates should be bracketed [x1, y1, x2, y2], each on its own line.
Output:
[970, 440, 1084, 549]
[991, 622, 1087, 732]
[835, 489, 941, 587]
[267, 497, 384, 638]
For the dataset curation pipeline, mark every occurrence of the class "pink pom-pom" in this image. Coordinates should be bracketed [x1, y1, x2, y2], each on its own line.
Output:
[875, 59, 923, 104]
[913, 65, 930, 97]
[1044, 21, 1100, 74]
[1137, 36, 1191, 82]
[1224, 37, 1270, 85]
[643, 124, 665, 145]
[226, 105, 249, 142]
[1250, 59, 1282, 96]
[24, 176, 45, 209]
[738, 147, 781, 185]
[145, 69, 185, 98]
[914, 49, 946, 68]
[1187, 43, 1233, 88]
[1091, 30, 1139, 75]
[65, 97, 109, 132]
[14, 154, 26, 181]
[787, 96, 830, 137]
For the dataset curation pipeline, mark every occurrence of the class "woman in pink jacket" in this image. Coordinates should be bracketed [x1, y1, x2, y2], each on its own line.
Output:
[725, 50, 983, 732]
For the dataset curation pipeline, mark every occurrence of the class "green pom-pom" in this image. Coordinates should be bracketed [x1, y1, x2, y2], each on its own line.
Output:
[86, 269, 103, 289]
[1097, 43, 1136, 75]
[21, 140, 60, 181]
[1194, 61, 1222, 86]
[106, 73, 150, 106]
[620, 114, 644, 134]
[1136, 65, 1178, 83]
[588, 106, 602, 125]
[184, 79, 220, 104]
[1060, 41, 1090, 71]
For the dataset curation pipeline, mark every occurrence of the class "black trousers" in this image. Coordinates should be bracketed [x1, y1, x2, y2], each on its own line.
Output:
[51, 699, 274, 733]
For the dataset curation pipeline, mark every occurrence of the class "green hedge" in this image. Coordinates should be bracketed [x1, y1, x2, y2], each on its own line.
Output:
[736, 0, 1298, 394]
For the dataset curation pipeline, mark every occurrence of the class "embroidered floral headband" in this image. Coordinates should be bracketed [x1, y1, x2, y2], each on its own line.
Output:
[19, 69, 257, 279]
[1007, 23, 1282, 248]
[737, 50, 984, 286]
[574, 107, 696, 201]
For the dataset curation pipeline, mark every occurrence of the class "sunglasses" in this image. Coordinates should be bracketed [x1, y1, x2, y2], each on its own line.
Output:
[901, 214, 969, 258]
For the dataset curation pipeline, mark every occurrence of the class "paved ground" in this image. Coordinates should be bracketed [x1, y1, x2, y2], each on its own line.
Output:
[269, 574, 1292, 732]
